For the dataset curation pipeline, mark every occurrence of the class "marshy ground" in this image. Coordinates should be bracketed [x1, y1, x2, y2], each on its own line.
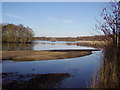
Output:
[2, 72, 71, 88]
[1, 49, 99, 61]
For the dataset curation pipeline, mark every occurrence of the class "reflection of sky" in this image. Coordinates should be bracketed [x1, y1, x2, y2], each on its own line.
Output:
[2, 41, 96, 51]
[33, 41, 95, 50]
[34, 40, 77, 43]
[2, 51, 102, 88]
[2, 51, 102, 74]
[3, 52, 101, 88]
[2, 41, 101, 87]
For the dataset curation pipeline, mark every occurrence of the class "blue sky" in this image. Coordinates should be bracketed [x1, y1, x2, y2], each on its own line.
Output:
[2, 2, 106, 37]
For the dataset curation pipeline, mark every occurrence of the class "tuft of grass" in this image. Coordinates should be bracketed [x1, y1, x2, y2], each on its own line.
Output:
[91, 43, 120, 88]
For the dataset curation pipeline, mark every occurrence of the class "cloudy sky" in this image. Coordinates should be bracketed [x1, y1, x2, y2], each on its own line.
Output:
[2, 2, 106, 37]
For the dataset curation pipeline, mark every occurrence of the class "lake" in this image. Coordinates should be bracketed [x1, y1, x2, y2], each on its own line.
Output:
[2, 41, 96, 51]
[1, 41, 102, 88]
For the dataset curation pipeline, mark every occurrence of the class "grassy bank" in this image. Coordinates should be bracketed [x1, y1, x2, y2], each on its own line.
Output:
[1, 49, 99, 61]
[76, 41, 106, 48]
[92, 44, 120, 88]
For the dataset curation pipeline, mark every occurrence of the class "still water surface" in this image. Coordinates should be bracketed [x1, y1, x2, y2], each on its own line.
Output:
[2, 41, 102, 88]
[2, 41, 95, 51]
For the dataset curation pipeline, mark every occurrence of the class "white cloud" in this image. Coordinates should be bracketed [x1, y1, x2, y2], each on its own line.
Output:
[4, 13, 24, 20]
[61, 19, 74, 23]
[48, 17, 55, 22]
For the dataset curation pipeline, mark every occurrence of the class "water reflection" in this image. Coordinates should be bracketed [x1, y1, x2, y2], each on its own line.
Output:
[33, 41, 95, 50]
[2, 41, 96, 51]
[2, 51, 102, 88]
[2, 41, 101, 88]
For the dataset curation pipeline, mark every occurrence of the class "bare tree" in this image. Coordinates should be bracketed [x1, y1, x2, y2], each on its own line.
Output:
[96, 1, 119, 41]
[92, 1, 120, 88]
[95, 1, 120, 57]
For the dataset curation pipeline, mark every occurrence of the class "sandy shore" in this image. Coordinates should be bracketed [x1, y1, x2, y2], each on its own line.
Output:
[1, 49, 99, 61]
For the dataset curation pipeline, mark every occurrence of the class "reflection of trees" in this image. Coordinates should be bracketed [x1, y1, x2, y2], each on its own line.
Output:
[2, 43, 34, 51]
[51, 43, 56, 45]
[66, 43, 76, 46]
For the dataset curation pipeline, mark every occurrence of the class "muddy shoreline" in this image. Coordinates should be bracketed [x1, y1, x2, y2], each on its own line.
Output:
[2, 72, 71, 88]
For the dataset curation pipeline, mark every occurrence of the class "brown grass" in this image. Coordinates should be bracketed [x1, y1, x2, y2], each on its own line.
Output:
[91, 43, 120, 88]
[1, 50, 95, 61]
[76, 41, 106, 48]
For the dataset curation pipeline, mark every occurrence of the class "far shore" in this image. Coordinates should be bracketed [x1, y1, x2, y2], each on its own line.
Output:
[34, 40, 106, 48]
[1, 49, 99, 61]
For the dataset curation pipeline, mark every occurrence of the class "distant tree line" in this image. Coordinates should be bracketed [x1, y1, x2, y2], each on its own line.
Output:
[2, 24, 34, 43]
[76, 35, 107, 41]
[34, 37, 77, 41]
[34, 35, 107, 41]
